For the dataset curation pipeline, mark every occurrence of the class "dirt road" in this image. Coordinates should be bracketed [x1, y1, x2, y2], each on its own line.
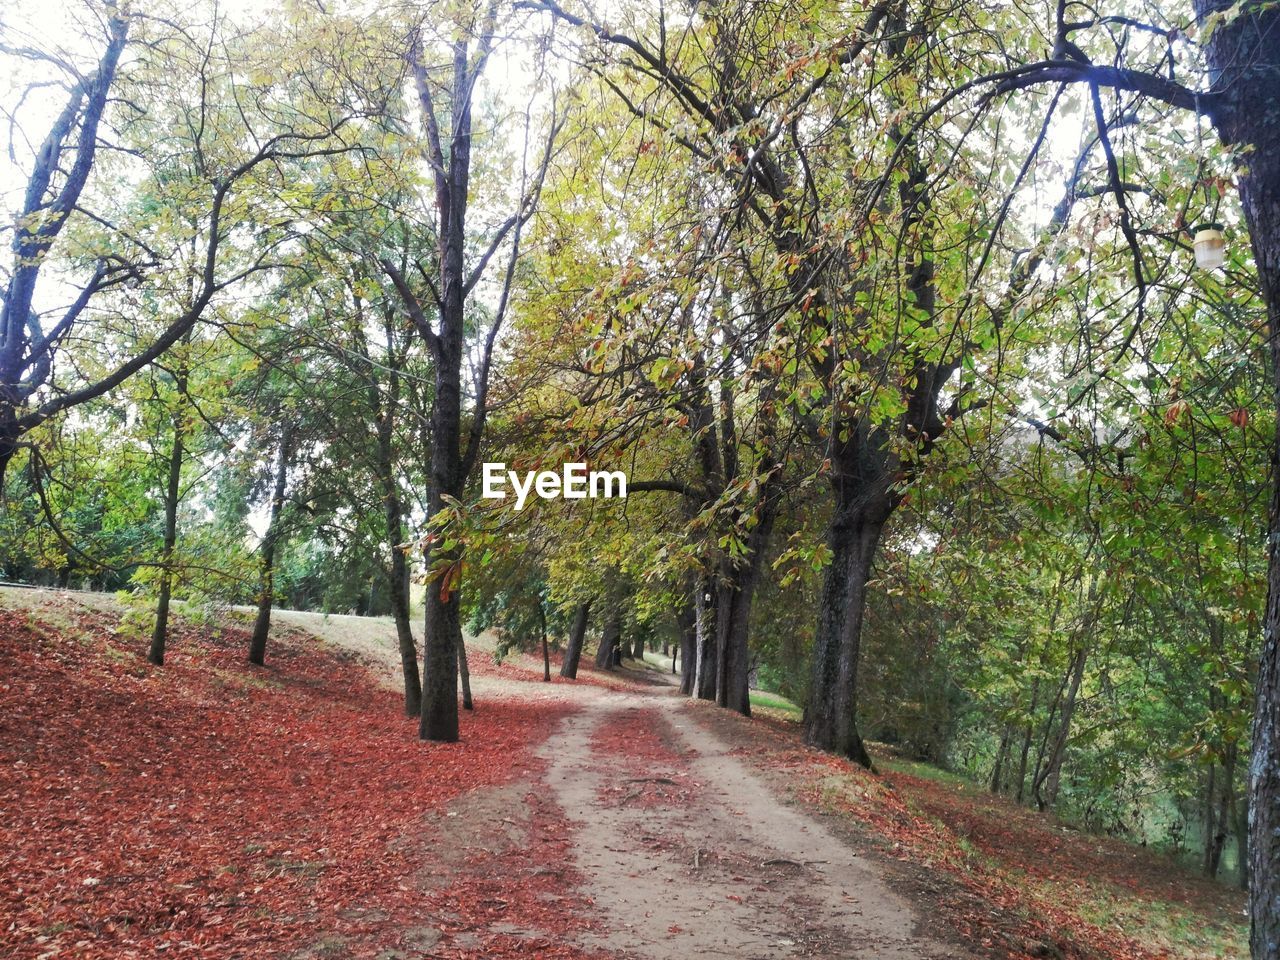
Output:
[535, 677, 960, 960]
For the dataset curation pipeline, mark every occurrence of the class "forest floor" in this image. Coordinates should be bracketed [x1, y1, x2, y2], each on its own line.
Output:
[0, 587, 1248, 960]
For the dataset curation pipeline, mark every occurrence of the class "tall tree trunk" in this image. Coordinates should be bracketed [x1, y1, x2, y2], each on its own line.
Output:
[1191, 1, 1280, 950]
[388, 26, 535, 742]
[714, 503, 775, 716]
[1016, 676, 1041, 803]
[677, 591, 696, 694]
[1205, 615, 1232, 880]
[0, 15, 128, 492]
[1234, 781, 1250, 891]
[990, 726, 1012, 795]
[147, 409, 185, 666]
[561, 599, 591, 679]
[630, 624, 645, 661]
[1208, 749, 1237, 880]
[417, 317, 464, 741]
[388, 545, 420, 715]
[1204, 762, 1220, 878]
[369, 319, 421, 716]
[248, 426, 292, 666]
[804, 472, 890, 768]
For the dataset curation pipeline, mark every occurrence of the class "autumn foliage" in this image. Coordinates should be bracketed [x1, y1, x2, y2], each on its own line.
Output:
[0, 606, 594, 959]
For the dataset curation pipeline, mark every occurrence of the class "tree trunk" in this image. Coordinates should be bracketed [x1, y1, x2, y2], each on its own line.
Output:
[596, 600, 623, 670]
[1209, 743, 1238, 880]
[457, 631, 473, 711]
[539, 596, 551, 682]
[1016, 676, 1041, 804]
[1034, 645, 1087, 811]
[561, 599, 591, 679]
[248, 426, 291, 666]
[714, 504, 774, 716]
[418, 331, 463, 741]
[0, 16, 128, 492]
[147, 414, 185, 666]
[694, 579, 717, 700]
[1204, 762, 1220, 878]
[388, 547, 420, 716]
[677, 593, 697, 695]
[630, 625, 645, 661]
[370, 326, 421, 716]
[1191, 0, 1280, 950]
[804, 484, 889, 768]
[1234, 781, 1250, 891]
[1205, 615, 1233, 881]
[990, 726, 1012, 795]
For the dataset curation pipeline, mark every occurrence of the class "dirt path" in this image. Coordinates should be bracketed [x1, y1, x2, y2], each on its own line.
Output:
[539, 679, 962, 960]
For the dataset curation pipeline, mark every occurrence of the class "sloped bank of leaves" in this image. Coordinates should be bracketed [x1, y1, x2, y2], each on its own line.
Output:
[684, 701, 1246, 960]
[0, 605, 581, 959]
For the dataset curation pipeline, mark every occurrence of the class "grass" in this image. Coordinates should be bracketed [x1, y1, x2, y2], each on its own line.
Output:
[876, 754, 974, 789]
[749, 689, 802, 718]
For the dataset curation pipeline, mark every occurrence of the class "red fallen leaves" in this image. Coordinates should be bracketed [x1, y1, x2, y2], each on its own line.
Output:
[770, 744, 1234, 960]
[590, 706, 694, 811]
[463, 642, 638, 693]
[0, 607, 581, 959]
[421, 787, 606, 960]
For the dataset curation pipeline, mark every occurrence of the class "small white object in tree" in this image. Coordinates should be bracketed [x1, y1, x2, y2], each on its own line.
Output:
[1193, 225, 1225, 270]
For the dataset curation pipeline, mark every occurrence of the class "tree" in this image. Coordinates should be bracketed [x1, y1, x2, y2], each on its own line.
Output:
[0, 3, 129, 481]
[0, 2, 377, 497]
[378, 3, 561, 741]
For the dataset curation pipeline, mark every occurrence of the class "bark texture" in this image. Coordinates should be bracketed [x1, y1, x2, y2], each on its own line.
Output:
[248, 427, 292, 667]
[367, 314, 420, 716]
[596, 598, 623, 671]
[694, 581, 717, 700]
[561, 599, 591, 679]
[803, 440, 893, 768]
[677, 592, 696, 692]
[147, 408, 185, 667]
[1190, 2, 1280, 950]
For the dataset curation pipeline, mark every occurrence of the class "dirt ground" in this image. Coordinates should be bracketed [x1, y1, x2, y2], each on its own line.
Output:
[533, 679, 963, 960]
[236, 597, 965, 957]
